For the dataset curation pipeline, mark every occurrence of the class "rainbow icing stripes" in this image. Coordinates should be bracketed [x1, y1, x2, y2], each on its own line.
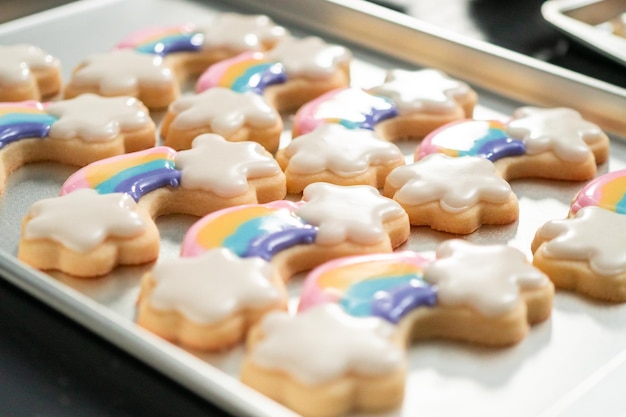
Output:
[181, 201, 317, 261]
[293, 87, 398, 137]
[61, 146, 182, 201]
[0, 101, 58, 149]
[116, 24, 204, 56]
[298, 252, 437, 323]
[417, 119, 526, 162]
[571, 169, 626, 215]
[196, 51, 286, 95]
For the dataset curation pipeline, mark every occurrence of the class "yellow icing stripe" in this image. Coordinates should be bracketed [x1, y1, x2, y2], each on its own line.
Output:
[84, 151, 174, 186]
[317, 261, 420, 291]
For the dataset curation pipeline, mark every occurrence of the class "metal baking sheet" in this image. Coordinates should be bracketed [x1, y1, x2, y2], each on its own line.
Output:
[542, 0, 626, 67]
[1, 1, 626, 416]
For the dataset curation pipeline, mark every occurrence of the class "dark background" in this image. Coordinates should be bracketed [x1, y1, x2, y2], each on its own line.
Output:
[1, 1, 624, 416]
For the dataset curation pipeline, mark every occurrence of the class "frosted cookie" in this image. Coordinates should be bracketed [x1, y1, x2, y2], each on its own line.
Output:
[275, 124, 405, 194]
[241, 304, 406, 417]
[570, 168, 626, 215]
[137, 247, 287, 351]
[61, 134, 286, 218]
[0, 95, 155, 195]
[180, 183, 410, 281]
[18, 189, 159, 277]
[383, 154, 518, 234]
[0, 44, 62, 102]
[300, 241, 553, 347]
[196, 36, 351, 113]
[531, 206, 626, 302]
[417, 108, 609, 182]
[293, 68, 477, 141]
[66, 13, 288, 109]
[160, 87, 283, 152]
[116, 14, 288, 78]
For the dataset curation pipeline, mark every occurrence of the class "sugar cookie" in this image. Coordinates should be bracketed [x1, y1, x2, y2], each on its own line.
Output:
[0, 95, 155, 195]
[300, 241, 553, 346]
[570, 168, 626, 215]
[61, 133, 286, 218]
[532, 206, 626, 302]
[0, 44, 62, 102]
[383, 154, 518, 234]
[241, 304, 405, 417]
[137, 247, 287, 351]
[275, 124, 405, 194]
[417, 107, 610, 181]
[18, 189, 159, 277]
[196, 36, 351, 113]
[160, 87, 283, 152]
[293, 68, 477, 141]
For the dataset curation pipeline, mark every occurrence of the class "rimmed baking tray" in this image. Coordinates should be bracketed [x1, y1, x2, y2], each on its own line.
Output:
[1, 1, 626, 416]
[542, 0, 626, 67]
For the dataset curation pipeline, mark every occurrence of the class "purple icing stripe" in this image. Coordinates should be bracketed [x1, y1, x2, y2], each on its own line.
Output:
[371, 281, 438, 324]
[112, 168, 182, 201]
[243, 226, 318, 261]
[0, 121, 54, 149]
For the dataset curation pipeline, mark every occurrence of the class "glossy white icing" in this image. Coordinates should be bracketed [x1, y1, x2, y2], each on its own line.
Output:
[267, 36, 350, 78]
[149, 248, 280, 324]
[368, 69, 471, 115]
[70, 50, 174, 94]
[506, 107, 604, 162]
[0, 44, 58, 84]
[168, 87, 278, 135]
[45, 94, 151, 142]
[424, 240, 549, 316]
[251, 304, 402, 385]
[537, 206, 626, 276]
[386, 154, 513, 213]
[296, 183, 405, 246]
[174, 134, 281, 197]
[283, 124, 403, 176]
[24, 189, 145, 253]
[199, 13, 288, 51]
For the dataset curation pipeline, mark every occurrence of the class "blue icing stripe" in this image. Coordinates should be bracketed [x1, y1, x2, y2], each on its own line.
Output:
[223, 213, 308, 256]
[0, 113, 58, 126]
[616, 196, 626, 214]
[339, 274, 417, 317]
[231, 62, 285, 94]
[135, 33, 203, 55]
[93, 159, 177, 195]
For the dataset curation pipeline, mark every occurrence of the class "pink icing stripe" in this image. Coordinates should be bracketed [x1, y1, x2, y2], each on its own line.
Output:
[196, 51, 260, 93]
[115, 24, 196, 49]
[0, 100, 43, 110]
[571, 169, 626, 214]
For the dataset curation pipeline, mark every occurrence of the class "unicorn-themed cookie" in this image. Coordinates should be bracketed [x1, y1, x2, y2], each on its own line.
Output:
[292, 68, 477, 141]
[0, 95, 155, 195]
[275, 124, 405, 194]
[0, 44, 62, 102]
[65, 13, 288, 109]
[60, 133, 286, 218]
[300, 241, 553, 346]
[18, 189, 159, 277]
[383, 154, 518, 234]
[417, 107, 610, 182]
[196, 36, 351, 113]
[160, 87, 283, 152]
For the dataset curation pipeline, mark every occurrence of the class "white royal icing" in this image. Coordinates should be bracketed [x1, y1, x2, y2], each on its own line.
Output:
[174, 134, 281, 197]
[424, 240, 549, 316]
[199, 13, 287, 51]
[284, 124, 404, 176]
[296, 183, 405, 246]
[537, 206, 626, 276]
[24, 189, 146, 253]
[168, 87, 279, 135]
[506, 107, 604, 162]
[45, 94, 151, 142]
[149, 248, 280, 324]
[386, 154, 513, 213]
[251, 304, 403, 385]
[70, 49, 174, 95]
[368, 69, 471, 115]
[0, 44, 58, 85]
[267, 36, 350, 79]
